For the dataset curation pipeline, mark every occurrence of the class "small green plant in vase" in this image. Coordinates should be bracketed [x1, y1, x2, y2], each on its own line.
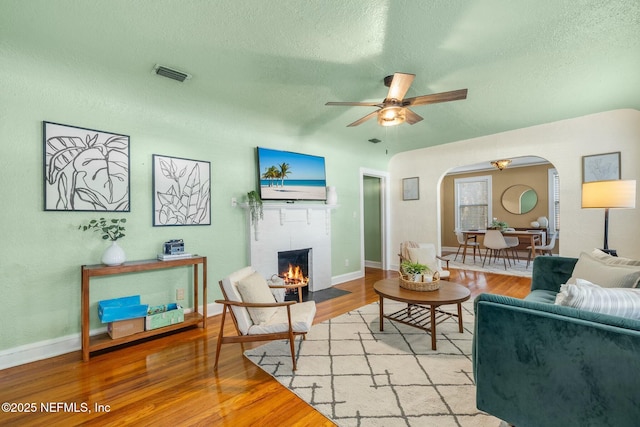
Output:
[79, 218, 127, 240]
[79, 218, 127, 265]
[401, 260, 431, 282]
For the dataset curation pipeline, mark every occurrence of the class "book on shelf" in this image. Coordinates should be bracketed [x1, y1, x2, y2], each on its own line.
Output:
[157, 253, 193, 261]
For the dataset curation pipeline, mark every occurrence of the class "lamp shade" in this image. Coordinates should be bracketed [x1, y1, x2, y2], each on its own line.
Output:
[582, 180, 636, 209]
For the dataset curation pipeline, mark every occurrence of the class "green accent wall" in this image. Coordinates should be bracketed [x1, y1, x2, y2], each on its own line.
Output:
[0, 55, 390, 353]
[363, 176, 382, 263]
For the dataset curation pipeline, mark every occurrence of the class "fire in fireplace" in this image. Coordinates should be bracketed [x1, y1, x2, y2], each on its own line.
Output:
[281, 263, 309, 286]
[278, 248, 311, 294]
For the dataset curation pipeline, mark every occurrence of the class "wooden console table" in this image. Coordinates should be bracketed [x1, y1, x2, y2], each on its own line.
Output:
[81, 256, 207, 361]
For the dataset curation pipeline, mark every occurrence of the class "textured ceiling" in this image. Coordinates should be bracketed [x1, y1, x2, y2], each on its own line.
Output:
[2, 0, 639, 155]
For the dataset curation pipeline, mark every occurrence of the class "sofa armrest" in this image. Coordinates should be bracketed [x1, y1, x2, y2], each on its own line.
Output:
[530, 255, 578, 292]
[473, 293, 640, 427]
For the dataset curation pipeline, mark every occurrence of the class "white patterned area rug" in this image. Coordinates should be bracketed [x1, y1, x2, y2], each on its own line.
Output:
[442, 253, 533, 278]
[244, 301, 503, 427]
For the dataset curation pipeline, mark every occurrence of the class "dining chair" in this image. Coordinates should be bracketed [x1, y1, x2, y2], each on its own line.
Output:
[503, 228, 520, 262]
[527, 231, 558, 268]
[454, 230, 479, 262]
[482, 230, 512, 270]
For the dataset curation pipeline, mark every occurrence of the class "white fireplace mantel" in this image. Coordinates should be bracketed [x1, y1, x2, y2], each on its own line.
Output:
[240, 202, 337, 292]
[240, 203, 338, 237]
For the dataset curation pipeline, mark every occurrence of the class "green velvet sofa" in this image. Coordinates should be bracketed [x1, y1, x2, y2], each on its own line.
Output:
[473, 256, 640, 427]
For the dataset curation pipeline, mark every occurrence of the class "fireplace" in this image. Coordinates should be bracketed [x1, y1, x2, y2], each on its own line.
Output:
[247, 205, 334, 292]
[278, 249, 311, 298]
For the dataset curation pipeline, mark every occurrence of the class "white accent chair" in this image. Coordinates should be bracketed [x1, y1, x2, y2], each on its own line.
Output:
[215, 267, 316, 371]
[399, 242, 450, 279]
[482, 230, 512, 270]
[454, 230, 480, 262]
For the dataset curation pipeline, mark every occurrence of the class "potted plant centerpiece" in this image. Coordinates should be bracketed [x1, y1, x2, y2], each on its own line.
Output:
[489, 218, 508, 231]
[400, 260, 431, 282]
[79, 218, 127, 266]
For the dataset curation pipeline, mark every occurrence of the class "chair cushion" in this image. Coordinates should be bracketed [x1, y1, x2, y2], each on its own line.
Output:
[267, 276, 286, 302]
[407, 245, 450, 278]
[568, 251, 640, 288]
[220, 266, 256, 334]
[248, 301, 316, 335]
[555, 279, 640, 319]
[408, 246, 437, 272]
[237, 272, 277, 325]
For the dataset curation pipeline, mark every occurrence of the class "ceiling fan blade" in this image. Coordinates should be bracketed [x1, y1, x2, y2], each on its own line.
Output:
[386, 72, 415, 102]
[403, 88, 468, 106]
[347, 110, 379, 127]
[326, 101, 380, 107]
[404, 108, 423, 125]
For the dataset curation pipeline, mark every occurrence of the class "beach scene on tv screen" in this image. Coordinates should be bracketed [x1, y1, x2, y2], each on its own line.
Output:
[258, 148, 327, 200]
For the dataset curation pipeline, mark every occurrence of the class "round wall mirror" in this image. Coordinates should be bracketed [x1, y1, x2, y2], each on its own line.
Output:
[502, 185, 538, 214]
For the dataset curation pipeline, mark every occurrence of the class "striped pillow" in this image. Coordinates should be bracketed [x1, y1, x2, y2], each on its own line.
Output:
[555, 279, 640, 319]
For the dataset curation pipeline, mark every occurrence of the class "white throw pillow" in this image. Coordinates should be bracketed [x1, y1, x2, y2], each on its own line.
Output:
[555, 279, 640, 319]
[568, 251, 640, 288]
[237, 272, 277, 325]
[590, 248, 640, 266]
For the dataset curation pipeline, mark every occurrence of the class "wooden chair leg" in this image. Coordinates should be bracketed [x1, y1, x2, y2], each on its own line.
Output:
[526, 248, 534, 268]
[289, 331, 297, 371]
[214, 307, 228, 369]
[454, 245, 462, 261]
[501, 249, 509, 270]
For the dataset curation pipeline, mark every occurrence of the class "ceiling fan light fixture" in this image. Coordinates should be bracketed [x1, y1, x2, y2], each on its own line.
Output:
[491, 159, 512, 171]
[377, 106, 405, 127]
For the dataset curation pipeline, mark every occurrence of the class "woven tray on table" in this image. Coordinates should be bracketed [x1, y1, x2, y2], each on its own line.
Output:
[398, 270, 441, 291]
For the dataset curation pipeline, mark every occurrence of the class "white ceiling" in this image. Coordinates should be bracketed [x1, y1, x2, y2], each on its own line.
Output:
[2, 0, 638, 155]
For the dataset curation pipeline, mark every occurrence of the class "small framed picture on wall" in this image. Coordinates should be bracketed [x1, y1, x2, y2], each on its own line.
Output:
[402, 177, 419, 201]
[582, 151, 621, 183]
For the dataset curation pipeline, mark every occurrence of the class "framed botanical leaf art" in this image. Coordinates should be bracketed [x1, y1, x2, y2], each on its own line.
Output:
[152, 154, 211, 226]
[43, 121, 130, 211]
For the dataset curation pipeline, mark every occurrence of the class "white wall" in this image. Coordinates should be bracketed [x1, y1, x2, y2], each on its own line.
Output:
[389, 109, 640, 262]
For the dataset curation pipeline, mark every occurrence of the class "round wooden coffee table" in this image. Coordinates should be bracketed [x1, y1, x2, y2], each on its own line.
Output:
[373, 278, 471, 350]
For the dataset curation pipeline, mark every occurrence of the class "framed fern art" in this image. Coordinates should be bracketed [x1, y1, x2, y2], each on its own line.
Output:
[152, 154, 211, 226]
[43, 121, 130, 211]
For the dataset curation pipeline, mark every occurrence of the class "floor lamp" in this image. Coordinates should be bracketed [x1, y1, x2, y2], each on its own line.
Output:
[582, 180, 636, 256]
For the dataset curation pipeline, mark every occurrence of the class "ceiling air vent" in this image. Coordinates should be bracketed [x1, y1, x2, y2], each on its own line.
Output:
[153, 64, 191, 82]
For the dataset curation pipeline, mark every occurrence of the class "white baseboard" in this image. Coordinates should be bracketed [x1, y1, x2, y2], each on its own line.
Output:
[331, 270, 364, 285]
[2, 273, 364, 370]
[0, 303, 222, 371]
[364, 260, 382, 269]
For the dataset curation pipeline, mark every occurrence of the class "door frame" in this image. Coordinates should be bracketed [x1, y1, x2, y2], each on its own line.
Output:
[360, 168, 391, 271]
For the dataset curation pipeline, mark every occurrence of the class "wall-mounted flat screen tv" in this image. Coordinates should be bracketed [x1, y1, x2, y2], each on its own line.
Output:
[257, 147, 327, 201]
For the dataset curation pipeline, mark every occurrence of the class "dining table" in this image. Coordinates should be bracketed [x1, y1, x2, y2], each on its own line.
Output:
[460, 229, 546, 264]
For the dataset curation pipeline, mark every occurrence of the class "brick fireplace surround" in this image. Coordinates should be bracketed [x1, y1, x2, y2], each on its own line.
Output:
[247, 203, 336, 292]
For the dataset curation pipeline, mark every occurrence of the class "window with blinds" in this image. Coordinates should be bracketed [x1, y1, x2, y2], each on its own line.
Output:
[455, 176, 492, 230]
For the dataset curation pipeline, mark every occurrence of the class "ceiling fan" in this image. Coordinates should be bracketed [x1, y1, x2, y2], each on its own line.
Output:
[325, 72, 468, 127]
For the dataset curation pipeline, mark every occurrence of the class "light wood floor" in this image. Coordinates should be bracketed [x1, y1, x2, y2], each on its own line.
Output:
[0, 267, 530, 426]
